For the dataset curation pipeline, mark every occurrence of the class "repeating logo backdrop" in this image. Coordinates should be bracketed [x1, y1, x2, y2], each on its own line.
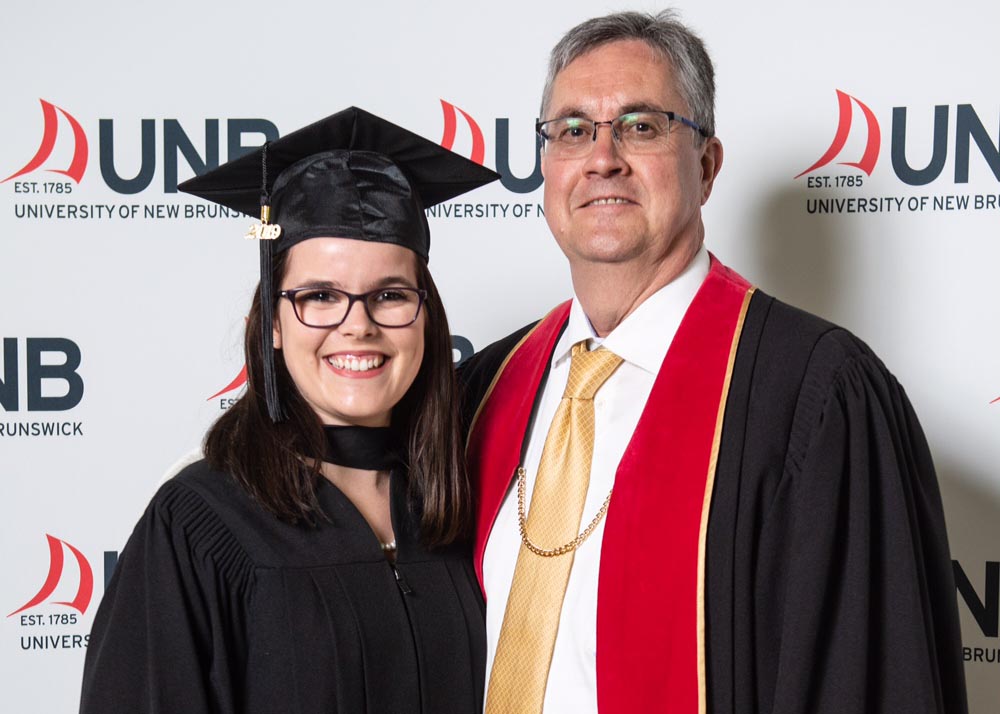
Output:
[2, 1, 997, 712]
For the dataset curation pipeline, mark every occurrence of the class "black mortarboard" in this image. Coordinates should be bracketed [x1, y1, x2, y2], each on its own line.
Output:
[177, 106, 500, 422]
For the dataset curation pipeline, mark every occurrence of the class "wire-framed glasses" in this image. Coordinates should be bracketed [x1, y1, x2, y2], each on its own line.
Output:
[278, 286, 428, 328]
[536, 111, 709, 159]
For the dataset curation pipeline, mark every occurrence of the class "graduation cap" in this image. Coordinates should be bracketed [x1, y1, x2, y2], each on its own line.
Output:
[178, 106, 500, 422]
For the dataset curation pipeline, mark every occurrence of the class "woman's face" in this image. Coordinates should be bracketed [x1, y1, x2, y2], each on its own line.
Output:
[273, 238, 426, 427]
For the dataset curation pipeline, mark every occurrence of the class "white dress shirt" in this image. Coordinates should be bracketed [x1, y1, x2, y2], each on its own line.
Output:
[482, 246, 711, 713]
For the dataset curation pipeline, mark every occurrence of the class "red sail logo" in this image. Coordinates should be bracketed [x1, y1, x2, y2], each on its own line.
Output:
[439, 100, 485, 165]
[796, 90, 881, 178]
[207, 364, 248, 400]
[8, 534, 94, 616]
[3, 99, 89, 184]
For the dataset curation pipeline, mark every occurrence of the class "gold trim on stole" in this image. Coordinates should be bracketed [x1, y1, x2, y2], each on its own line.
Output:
[464, 304, 568, 451]
[697, 286, 756, 714]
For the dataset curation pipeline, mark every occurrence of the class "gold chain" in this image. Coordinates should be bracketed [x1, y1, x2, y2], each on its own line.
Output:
[516, 467, 613, 557]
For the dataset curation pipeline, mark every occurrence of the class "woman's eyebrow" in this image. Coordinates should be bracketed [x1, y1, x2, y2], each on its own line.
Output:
[289, 275, 418, 290]
[366, 275, 419, 289]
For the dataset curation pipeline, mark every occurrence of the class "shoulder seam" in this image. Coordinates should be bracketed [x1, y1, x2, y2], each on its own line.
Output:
[781, 346, 873, 482]
[155, 477, 259, 588]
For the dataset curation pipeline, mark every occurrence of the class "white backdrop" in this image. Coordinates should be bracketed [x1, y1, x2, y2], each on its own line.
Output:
[2, 1, 998, 712]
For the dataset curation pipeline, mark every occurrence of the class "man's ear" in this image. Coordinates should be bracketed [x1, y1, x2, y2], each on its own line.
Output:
[700, 136, 724, 205]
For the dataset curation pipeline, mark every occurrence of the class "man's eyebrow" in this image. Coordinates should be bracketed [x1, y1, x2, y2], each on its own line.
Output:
[546, 105, 592, 120]
[546, 102, 669, 120]
[619, 102, 669, 115]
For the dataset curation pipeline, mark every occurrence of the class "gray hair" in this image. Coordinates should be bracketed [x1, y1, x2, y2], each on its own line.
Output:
[540, 10, 716, 138]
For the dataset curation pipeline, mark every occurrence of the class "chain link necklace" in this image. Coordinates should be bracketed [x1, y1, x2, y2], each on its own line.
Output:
[516, 466, 613, 557]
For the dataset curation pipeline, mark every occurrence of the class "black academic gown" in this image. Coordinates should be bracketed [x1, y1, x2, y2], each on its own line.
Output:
[80, 461, 485, 714]
[459, 288, 968, 713]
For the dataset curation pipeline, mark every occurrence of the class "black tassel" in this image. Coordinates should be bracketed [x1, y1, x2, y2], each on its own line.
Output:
[258, 142, 284, 422]
[260, 239, 284, 422]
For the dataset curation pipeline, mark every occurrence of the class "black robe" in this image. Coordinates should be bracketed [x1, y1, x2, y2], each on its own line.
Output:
[79, 461, 485, 714]
[459, 288, 968, 713]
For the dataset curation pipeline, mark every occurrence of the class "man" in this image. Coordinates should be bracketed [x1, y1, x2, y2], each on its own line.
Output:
[460, 10, 968, 714]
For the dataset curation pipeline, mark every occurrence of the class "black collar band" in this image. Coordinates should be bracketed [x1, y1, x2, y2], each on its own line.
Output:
[323, 425, 402, 471]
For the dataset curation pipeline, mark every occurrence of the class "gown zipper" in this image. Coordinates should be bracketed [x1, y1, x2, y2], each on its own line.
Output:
[393, 565, 413, 595]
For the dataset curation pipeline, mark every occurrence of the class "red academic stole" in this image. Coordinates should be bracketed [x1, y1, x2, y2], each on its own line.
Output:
[467, 256, 753, 714]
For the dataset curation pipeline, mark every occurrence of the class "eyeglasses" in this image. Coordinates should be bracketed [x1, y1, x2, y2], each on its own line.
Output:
[536, 111, 709, 159]
[278, 286, 428, 328]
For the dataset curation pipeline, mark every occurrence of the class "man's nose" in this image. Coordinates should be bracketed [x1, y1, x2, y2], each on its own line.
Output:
[583, 123, 628, 176]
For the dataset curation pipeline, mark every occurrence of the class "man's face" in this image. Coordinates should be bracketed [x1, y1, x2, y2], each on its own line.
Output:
[541, 39, 722, 272]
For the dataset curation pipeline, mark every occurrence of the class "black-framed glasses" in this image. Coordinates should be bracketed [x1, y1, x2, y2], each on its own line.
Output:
[278, 286, 428, 328]
[536, 111, 709, 158]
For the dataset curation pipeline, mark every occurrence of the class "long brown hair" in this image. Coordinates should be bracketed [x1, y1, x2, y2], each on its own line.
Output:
[204, 248, 470, 544]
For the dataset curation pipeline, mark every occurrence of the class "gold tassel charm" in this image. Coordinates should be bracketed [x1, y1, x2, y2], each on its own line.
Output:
[245, 205, 282, 240]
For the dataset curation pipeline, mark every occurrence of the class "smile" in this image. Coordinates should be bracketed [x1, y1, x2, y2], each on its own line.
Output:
[326, 354, 386, 372]
[583, 197, 634, 206]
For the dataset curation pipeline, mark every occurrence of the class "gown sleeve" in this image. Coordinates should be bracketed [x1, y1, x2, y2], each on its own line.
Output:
[80, 479, 253, 714]
[756, 347, 968, 714]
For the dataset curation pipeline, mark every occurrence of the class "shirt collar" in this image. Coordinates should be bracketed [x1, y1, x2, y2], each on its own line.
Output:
[553, 246, 711, 374]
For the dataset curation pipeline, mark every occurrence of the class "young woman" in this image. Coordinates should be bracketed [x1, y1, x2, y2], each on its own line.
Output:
[79, 107, 498, 713]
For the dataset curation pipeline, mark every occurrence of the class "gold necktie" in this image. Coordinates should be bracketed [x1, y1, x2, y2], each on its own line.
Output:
[486, 341, 623, 713]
